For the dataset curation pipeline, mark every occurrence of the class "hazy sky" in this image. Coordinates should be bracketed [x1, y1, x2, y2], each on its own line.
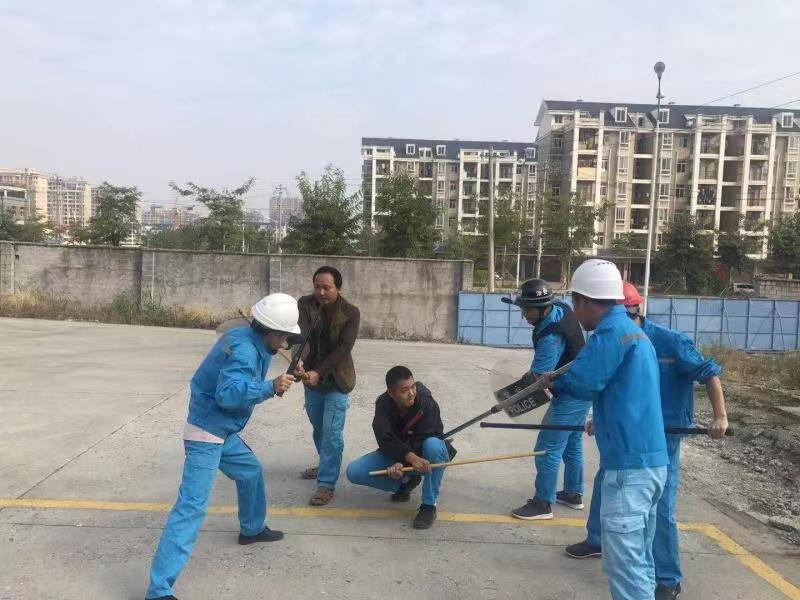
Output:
[3, 0, 800, 210]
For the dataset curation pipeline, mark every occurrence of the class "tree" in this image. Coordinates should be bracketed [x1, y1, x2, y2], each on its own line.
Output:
[89, 182, 141, 246]
[768, 212, 800, 277]
[542, 193, 608, 283]
[717, 219, 752, 285]
[0, 210, 51, 242]
[476, 189, 529, 281]
[170, 178, 254, 252]
[281, 166, 361, 255]
[374, 172, 438, 258]
[653, 213, 715, 294]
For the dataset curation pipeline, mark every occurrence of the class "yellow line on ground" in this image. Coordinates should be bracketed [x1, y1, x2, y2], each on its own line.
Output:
[2, 498, 799, 599]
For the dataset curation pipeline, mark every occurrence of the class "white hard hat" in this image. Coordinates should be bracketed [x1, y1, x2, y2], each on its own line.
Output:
[251, 293, 301, 334]
[569, 259, 624, 300]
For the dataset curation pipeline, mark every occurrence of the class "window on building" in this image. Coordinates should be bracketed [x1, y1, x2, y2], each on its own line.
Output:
[638, 116, 646, 127]
[525, 147, 536, 159]
[677, 160, 687, 174]
[435, 213, 444, 228]
[658, 108, 670, 124]
[661, 132, 673, 150]
[528, 164, 537, 177]
[437, 180, 446, 193]
[449, 181, 457, 194]
[678, 135, 689, 148]
[601, 158, 609, 172]
[449, 196, 458, 209]
[551, 185, 560, 197]
[363, 147, 373, 156]
[619, 131, 630, 147]
[660, 157, 672, 177]
[600, 183, 608, 198]
[553, 115, 564, 124]
[617, 156, 629, 177]
[659, 183, 670, 199]
[615, 107, 628, 123]
[449, 216, 456, 228]
[552, 137, 563, 150]
[436, 162, 446, 175]
[436, 145, 446, 157]
[421, 148, 432, 158]
[615, 207, 627, 225]
[675, 184, 686, 198]
[406, 144, 416, 155]
[787, 162, 798, 179]
[596, 233, 605, 247]
[616, 182, 628, 199]
[658, 208, 668, 223]
[449, 163, 459, 174]
[790, 137, 800, 151]
[782, 113, 795, 128]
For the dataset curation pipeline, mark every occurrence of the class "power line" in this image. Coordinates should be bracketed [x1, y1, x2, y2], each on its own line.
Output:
[699, 69, 800, 106]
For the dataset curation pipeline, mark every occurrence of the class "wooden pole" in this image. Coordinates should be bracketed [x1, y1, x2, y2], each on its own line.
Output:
[369, 451, 545, 477]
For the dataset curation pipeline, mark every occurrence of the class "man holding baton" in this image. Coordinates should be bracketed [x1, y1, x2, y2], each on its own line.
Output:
[567, 281, 728, 600]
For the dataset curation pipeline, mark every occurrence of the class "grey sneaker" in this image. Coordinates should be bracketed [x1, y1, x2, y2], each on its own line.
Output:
[511, 499, 553, 520]
[565, 540, 602, 558]
[556, 490, 584, 510]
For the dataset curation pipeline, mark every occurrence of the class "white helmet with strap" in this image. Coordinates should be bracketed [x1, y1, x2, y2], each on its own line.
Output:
[251, 293, 301, 334]
[569, 259, 624, 300]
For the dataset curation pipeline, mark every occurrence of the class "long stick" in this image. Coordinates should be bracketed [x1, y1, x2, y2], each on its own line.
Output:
[441, 361, 573, 439]
[480, 422, 735, 436]
[369, 451, 545, 477]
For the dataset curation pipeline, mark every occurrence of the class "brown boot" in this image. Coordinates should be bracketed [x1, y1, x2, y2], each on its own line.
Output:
[300, 466, 319, 480]
[309, 486, 334, 506]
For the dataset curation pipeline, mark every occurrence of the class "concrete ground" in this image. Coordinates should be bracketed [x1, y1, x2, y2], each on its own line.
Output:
[1, 317, 798, 600]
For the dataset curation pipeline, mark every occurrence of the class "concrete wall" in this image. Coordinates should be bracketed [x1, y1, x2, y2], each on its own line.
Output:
[756, 276, 800, 300]
[0, 242, 473, 341]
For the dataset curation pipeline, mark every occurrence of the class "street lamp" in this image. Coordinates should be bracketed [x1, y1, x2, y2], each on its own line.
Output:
[642, 61, 666, 315]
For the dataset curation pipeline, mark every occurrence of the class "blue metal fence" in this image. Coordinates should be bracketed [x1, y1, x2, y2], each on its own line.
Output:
[457, 292, 800, 352]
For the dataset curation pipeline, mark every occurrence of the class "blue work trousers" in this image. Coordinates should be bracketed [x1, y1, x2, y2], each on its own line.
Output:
[346, 437, 450, 506]
[533, 396, 591, 504]
[599, 466, 667, 600]
[304, 384, 349, 490]
[146, 435, 267, 599]
[586, 438, 682, 589]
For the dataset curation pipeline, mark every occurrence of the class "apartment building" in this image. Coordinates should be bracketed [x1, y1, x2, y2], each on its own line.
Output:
[0, 168, 92, 226]
[534, 100, 800, 259]
[361, 138, 538, 240]
[142, 204, 199, 231]
[0, 186, 28, 221]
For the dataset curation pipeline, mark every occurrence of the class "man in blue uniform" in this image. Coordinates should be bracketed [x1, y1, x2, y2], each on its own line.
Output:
[540, 260, 668, 600]
[502, 279, 589, 520]
[144, 293, 302, 600]
[566, 282, 728, 600]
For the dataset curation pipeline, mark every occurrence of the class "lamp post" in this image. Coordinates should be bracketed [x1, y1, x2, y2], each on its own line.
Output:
[643, 61, 665, 315]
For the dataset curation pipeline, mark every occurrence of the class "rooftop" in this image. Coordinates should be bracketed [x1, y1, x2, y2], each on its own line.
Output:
[361, 137, 536, 161]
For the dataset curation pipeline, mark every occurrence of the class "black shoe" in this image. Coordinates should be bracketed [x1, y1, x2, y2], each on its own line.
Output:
[146, 596, 178, 600]
[412, 504, 437, 529]
[655, 583, 682, 599]
[391, 475, 422, 502]
[565, 540, 602, 559]
[238, 527, 284, 545]
[511, 499, 553, 520]
[556, 490, 585, 510]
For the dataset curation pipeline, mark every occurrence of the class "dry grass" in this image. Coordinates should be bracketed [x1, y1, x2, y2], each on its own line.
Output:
[0, 290, 223, 330]
[705, 345, 800, 391]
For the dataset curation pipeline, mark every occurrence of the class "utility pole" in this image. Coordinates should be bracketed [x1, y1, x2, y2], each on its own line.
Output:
[272, 183, 286, 253]
[643, 61, 666, 316]
[488, 147, 496, 292]
[535, 161, 549, 278]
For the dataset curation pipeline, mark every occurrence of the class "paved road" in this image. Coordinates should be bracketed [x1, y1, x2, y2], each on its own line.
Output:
[1, 318, 798, 600]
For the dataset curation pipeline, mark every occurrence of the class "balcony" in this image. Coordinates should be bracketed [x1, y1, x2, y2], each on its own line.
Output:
[697, 184, 717, 206]
[578, 131, 598, 151]
[635, 138, 654, 155]
[749, 168, 768, 183]
[632, 184, 652, 206]
[746, 196, 767, 209]
[463, 163, 478, 179]
[700, 133, 721, 155]
[724, 139, 745, 158]
[375, 161, 390, 176]
[751, 136, 770, 157]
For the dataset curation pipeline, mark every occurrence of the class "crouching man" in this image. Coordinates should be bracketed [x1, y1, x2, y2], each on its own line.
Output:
[144, 293, 301, 600]
[346, 366, 452, 529]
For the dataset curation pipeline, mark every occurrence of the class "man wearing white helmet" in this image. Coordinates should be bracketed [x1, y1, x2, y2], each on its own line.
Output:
[539, 259, 668, 600]
[145, 293, 301, 600]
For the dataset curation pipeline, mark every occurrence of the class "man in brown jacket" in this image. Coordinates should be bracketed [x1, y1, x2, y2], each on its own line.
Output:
[296, 266, 360, 506]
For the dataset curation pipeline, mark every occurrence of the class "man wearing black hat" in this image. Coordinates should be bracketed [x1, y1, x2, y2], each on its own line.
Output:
[502, 279, 589, 520]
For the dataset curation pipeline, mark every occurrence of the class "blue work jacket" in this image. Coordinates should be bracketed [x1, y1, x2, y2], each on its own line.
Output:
[187, 326, 275, 439]
[555, 305, 668, 470]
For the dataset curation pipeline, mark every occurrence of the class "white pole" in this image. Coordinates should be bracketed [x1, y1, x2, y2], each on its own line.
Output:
[643, 61, 666, 316]
[488, 147, 496, 292]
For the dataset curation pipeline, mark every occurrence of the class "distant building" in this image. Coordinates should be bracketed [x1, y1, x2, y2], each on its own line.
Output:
[0, 168, 91, 226]
[360, 137, 538, 239]
[268, 195, 302, 227]
[141, 204, 199, 230]
[0, 186, 28, 221]
[534, 100, 800, 261]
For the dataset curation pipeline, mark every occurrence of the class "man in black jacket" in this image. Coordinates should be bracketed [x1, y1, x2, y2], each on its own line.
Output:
[346, 366, 451, 529]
